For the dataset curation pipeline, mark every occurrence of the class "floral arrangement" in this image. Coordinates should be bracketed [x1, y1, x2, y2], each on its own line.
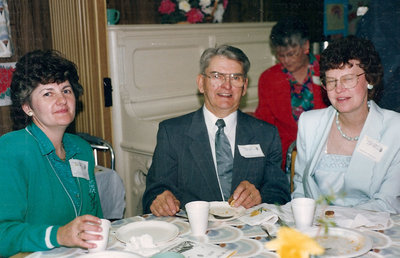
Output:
[158, 0, 228, 24]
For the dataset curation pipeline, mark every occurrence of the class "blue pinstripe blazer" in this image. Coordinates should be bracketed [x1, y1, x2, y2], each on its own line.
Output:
[143, 108, 290, 213]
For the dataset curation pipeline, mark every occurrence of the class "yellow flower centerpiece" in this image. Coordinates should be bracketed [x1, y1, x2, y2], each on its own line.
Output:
[265, 227, 324, 258]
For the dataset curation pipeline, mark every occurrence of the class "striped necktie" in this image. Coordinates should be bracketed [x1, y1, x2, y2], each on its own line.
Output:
[215, 119, 233, 200]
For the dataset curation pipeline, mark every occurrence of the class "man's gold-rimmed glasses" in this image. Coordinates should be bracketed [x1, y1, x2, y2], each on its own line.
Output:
[202, 72, 245, 88]
[322, 73, 365, 91]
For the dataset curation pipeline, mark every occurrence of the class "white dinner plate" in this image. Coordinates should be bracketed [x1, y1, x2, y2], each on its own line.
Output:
[303, 227, 373, 257]
[209, 201, 246, 222]
[80, 251, 141, 258]
[116, 221, 179, 245]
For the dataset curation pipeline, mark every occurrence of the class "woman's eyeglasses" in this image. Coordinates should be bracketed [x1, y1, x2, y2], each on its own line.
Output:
[202, 72, 245, 88]
[322, 73, 365, 91]
[276, 47, 301, 60]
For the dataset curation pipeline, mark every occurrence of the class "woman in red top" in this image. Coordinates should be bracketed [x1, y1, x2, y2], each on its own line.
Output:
[255, 17, 328, 168]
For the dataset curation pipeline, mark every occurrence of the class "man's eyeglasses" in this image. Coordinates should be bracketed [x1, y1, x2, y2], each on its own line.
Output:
[202, 72, 245, 88]
[322, 73, 365, 91]
[276, 47, 301, 60]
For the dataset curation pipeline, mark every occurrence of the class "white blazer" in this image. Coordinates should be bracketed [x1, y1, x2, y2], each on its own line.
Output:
[293, 101, 400, 214]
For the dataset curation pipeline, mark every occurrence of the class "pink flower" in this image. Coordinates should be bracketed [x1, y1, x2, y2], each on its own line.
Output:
[158, 0, 176, 15]
[186, 8, 204, 23]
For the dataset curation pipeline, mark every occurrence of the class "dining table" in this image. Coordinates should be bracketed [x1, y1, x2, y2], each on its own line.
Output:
[13, 202, 400, 258]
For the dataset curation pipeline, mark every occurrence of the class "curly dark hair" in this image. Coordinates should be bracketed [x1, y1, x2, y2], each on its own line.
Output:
[320, 36, 383, 100]
[269, 17, 310, 50]
[10, 50, 83, 130]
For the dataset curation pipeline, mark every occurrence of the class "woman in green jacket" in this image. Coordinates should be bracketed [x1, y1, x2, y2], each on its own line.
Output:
[0, 50, 103, 256]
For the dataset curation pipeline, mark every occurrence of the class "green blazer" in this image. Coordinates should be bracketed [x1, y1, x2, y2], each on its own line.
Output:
[0, 124, 102, 257]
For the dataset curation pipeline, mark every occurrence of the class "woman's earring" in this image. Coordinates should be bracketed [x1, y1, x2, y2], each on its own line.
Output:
[27, 111, 33, 116]
[367, 84, 374, 90]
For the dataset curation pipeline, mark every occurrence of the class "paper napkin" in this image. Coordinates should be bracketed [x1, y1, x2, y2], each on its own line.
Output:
[320, 206, 392, 230]
[239, 204, 279, 226]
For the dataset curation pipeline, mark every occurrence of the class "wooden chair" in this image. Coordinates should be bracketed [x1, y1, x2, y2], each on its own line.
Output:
[285, 140, 297, 192]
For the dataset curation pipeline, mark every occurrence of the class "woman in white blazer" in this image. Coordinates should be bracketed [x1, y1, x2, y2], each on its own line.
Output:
[293, 36, 400, 214]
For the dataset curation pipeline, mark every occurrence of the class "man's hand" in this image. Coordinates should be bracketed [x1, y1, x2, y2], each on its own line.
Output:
[150, 190, 181, 216]
[230, 180, 261, 208]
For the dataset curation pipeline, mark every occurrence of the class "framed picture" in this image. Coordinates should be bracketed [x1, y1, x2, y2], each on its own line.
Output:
[324, 0, 348, 36]
[0, 62, 15, 106]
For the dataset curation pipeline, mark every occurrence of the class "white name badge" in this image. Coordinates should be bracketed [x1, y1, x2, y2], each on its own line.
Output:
[238, 144, 265, 158]
[69, 159, 89, 180]
[356, 135, 387, 162]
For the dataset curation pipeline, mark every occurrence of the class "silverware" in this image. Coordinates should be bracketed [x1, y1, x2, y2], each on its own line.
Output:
[174, 213, 188, 219]
[261, 225, 275, 240]
[277, 217, 288, 227]
[211, 213, 234, 219]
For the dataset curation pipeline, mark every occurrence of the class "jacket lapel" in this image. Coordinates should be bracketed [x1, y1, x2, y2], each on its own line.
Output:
[187, 109, 223, 198]
[232, 111, 255, 187]
[346, 101, 383, 190]
[303, 106, 335, 198]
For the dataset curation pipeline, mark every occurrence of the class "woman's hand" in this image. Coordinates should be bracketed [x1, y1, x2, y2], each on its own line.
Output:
[57, 215, 103, 249]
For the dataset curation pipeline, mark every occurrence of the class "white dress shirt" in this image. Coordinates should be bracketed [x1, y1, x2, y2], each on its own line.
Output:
[203, 106, 237, 168]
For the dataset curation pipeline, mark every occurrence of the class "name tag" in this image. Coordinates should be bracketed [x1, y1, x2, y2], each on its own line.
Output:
[356, 135, 387, 162]
[69, 159, 89, 180]
[238, 144, 265, 158]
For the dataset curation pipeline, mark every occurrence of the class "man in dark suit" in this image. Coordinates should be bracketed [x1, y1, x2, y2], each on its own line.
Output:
[143, 45, 290, 216]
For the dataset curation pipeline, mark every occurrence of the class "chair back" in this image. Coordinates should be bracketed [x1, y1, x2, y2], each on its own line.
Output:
[285, 140, 297, 192]
[77, 133, 126, 219]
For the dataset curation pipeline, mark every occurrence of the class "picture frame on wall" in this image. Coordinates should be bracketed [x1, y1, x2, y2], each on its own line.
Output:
[0, 62, 15, 106]
[0, 0, 13, 57]
[324, 0, 348, 37]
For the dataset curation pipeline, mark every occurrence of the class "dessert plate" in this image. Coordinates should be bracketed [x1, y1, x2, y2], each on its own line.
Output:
[209, 201, 245, 222]
[303, 227, 373, 257]
[116, 221, 179, 245]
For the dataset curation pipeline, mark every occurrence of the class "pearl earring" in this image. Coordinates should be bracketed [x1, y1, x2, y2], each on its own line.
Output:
[27, 111, 33, 116]
[367, 84, 374, 90]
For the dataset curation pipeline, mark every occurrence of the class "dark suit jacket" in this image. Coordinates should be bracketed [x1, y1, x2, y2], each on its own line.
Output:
[143, 108, 291, 213]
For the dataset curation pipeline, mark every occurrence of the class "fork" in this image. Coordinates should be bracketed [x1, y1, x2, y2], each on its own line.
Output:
[261, 225, 275, 240]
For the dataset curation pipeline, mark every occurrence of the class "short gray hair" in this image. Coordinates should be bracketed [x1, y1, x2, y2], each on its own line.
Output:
[199, 45, 250, 77]
[270, 17, 310, 50]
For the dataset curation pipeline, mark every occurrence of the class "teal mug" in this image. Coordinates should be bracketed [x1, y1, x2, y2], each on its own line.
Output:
[107, 9, 120, 25]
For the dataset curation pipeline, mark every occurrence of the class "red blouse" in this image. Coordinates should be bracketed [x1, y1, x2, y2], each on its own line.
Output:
[255, 56, 328, 169]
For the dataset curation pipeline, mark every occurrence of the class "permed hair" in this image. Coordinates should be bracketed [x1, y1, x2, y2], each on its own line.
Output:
[320, 35, 383, 100]
[10, 49, 83, 130]
[269, 17, 310, 50]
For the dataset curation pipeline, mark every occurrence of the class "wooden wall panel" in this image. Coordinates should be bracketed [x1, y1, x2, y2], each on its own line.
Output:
[106, 0, 323, 42]
[49, 0, 112, 166]
[0, 0, 52, 135]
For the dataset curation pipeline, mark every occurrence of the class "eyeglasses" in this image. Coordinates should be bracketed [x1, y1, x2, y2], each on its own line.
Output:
[322, 73, 365, 91]
[202, 72, 245, 88]
[276, 47, 301, 60]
